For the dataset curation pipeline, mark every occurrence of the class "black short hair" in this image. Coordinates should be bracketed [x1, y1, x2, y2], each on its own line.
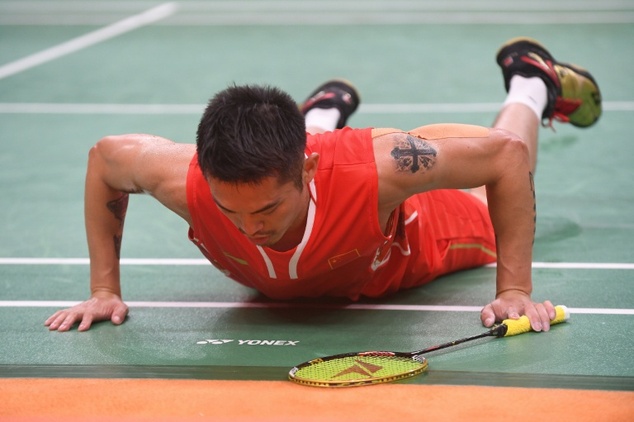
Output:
[196, 84, 307, 188]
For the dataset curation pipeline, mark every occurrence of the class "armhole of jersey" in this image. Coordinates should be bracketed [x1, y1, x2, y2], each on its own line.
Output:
[186, 155, 201, 231]
[368, 129, 396, 241]
[371, 128, 403, 138]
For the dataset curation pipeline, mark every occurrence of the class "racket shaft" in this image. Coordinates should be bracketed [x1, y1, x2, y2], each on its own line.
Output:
[415, 330, 496, 355]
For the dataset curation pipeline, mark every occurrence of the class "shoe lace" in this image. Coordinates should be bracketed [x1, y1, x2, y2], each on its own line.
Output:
[543, 97, 582, 129]
[521, 55, 560, 89]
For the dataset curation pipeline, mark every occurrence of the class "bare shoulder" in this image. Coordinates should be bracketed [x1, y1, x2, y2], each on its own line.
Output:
[94, 134, 196, 223]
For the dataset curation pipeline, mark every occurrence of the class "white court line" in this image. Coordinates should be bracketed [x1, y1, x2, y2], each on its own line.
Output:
[0, 258, 209, 265]
[0, 300, 631, 315]
[0, 257, 633, 269]
[3, 0, 633, 12]
[528, 262, 634, 270]
[3, 1, 634, 25]
[0, 102, 631, 114]
[0, 2, 178, 80]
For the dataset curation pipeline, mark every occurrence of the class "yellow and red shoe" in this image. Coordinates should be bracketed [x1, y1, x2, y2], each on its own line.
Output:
[497, 37, 602, 128]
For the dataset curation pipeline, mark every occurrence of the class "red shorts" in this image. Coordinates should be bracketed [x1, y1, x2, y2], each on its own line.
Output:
[402, 189, 497, 289]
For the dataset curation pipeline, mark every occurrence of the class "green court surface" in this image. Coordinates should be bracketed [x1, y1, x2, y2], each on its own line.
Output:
[0, 0, 633, 392]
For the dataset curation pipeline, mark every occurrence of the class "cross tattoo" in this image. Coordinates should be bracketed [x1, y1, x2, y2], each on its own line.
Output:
[390, 135, 437, 173]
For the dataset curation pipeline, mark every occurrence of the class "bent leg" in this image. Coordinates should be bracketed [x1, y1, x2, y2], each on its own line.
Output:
[471, 35, 603, 204]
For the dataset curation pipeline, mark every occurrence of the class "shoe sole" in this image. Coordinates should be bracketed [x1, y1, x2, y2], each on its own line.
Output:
[556, 62, 602, 127]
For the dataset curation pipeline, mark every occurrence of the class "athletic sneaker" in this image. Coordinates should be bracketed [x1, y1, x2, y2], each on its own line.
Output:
[299, 79, 360, 129]
[496, 37, 602, 128]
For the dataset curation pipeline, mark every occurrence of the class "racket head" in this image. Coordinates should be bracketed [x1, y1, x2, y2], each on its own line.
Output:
[288, 351, 428, 388]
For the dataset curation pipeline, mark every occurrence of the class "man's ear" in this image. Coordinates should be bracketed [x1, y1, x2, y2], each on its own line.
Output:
[303, 153, 320, 184]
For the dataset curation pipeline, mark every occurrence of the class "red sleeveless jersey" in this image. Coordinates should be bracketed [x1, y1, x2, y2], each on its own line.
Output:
[186, 127, 495, 300]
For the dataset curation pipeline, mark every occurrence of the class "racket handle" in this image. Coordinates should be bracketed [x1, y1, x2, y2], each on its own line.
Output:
[502, 305, 569, 337]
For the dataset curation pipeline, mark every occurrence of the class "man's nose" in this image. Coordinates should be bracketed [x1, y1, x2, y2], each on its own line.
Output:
[239, 214, 264, 236]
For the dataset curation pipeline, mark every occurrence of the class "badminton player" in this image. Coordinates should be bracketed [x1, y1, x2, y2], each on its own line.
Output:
[46, 38, 601, 333]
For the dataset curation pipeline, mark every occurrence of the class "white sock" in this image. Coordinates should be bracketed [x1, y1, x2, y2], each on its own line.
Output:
[304, 108, 341, 132]
[503, 75, 548, 120]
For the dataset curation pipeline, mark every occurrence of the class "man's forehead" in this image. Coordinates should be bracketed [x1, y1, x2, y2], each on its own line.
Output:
[206, 175, 287, 192]
[207, 176, 296, 212]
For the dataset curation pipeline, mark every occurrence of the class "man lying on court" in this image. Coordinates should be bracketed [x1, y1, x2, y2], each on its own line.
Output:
[46, 37, 601, 333]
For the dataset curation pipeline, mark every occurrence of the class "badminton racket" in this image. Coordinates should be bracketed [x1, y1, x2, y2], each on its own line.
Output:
[289, 305, 569, 387]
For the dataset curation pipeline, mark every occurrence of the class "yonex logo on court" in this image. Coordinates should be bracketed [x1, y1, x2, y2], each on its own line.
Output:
[196, 339, 234, 345]
[197, 339, 299, 346]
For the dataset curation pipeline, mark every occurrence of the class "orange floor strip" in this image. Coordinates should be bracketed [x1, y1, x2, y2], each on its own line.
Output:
[1, 379, 633, 421]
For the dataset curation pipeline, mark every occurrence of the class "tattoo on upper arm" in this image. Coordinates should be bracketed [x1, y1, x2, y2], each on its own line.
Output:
[107, 194, 129, 258]
[390, 135, 437, 173]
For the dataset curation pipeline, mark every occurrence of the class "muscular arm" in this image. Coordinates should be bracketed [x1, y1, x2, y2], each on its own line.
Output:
[374, 124, 548, 329]
[45, 134, 194, 331]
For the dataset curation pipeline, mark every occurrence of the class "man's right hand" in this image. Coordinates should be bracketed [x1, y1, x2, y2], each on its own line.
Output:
[44, 292, 129, 332]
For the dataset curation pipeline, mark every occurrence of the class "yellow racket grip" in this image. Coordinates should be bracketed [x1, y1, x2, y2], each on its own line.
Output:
[502, 305, 570, 337]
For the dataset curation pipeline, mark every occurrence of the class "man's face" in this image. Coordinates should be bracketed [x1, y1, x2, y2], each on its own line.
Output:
[208, 175, 308, 248]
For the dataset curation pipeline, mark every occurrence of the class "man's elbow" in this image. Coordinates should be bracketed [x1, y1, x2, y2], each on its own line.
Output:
[490, 128, 531, 169]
